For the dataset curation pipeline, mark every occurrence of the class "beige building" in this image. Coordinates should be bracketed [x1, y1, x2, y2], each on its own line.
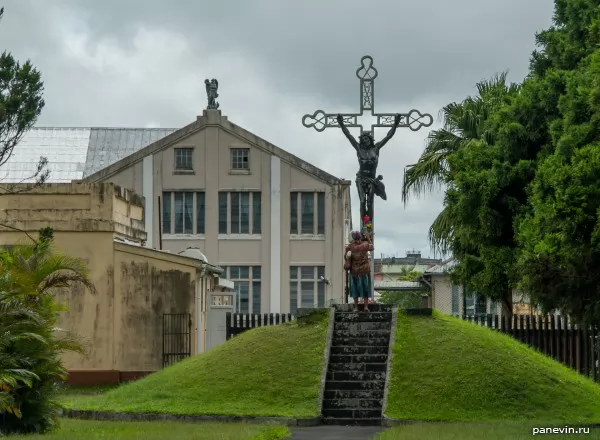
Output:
[424, 259, 534, 317]
[80, 109, 353, 315]
[0, 183, 233, 385]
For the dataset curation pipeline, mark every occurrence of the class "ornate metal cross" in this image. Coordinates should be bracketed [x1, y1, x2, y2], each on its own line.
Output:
[301, 55, 434, 303]
[302, 55, 433, 137]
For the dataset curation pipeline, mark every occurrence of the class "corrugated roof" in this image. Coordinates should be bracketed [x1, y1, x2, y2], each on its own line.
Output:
[0, 128, 91, 183]
[0, 127, 177, 183]
[373, 280, 427, 291]
[425, 259, 457, 275]
[84, 128, 177, 177]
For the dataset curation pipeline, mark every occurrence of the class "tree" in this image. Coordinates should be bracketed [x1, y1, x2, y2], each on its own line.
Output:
[0, 230, 95, 434]
[0, 6, 49, 187]
[517, 0, 600, 324]
[402, 73, 519, 253]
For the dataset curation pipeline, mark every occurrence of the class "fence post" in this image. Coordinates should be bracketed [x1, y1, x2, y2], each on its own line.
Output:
[226, 312, 232, 340]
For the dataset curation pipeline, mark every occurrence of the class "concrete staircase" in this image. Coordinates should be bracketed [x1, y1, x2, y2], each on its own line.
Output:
[322, 304, 393, 426]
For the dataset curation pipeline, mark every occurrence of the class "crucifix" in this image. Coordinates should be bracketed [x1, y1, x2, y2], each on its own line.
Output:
[302, 55, 433, 300]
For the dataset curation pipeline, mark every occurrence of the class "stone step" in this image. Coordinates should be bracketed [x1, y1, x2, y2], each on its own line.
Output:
[328, 362, 387, 373]
[333, 329, 391, 339]
[322, 408, 381, 419]
[334, 321, 391, 331]
[322, 398, 383, 410]
[330, 345, 388, 355]
[325, 380, 385, 391]
[331, 336, 390, 347]
[334, 304, 393, 313]
[326, 371, 386, 381]
[322, 417, 381, 426]
[329, 354, 388, 364]
[323, 389, 384, 400]
[335, 312, 392, 323]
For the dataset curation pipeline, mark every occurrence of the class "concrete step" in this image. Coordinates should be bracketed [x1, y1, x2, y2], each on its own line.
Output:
[333, 329, 391, 339]
[331, 336, 390, 347]
[321, 417, 381, 426]
[334, 321, 391, 331]
[330, 345, 388, 355]
[326, 371, 386, 381]
[335, 312, 392, 323]
[323, 389, 384, 400]
[325, 380, 385, 391]
[322, 398, 383, 410]
[322, 409, 381, 419]
[334, 304, 393, 313]
[328, 362, 387, 373]
[329, 354, 388, 364]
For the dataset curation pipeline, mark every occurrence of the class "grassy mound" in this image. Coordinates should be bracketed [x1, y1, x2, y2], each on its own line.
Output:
[65, 310, 328, 418]
[9, 420, 289, 440]
[386, 311, 600, 423]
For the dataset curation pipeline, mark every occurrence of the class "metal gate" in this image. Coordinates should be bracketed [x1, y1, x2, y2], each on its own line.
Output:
[162, 313, 192, 368]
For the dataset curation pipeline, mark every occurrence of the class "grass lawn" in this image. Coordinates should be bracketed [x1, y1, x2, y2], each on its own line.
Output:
[62, 310, 328, 418]
[385, 311, 600, 423]
[376, 422, 600, 439]
[6, 419, 289, 440]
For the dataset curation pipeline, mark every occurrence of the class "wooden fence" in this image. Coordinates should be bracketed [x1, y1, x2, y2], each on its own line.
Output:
[463, 314, 600, 382]
[225, 312, 295, 340]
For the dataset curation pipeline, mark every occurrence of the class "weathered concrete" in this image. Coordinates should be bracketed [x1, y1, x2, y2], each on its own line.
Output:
[317, 307, 336, 418]
[381, 308, 398, 418]
[291, 426, 383, 439]
[322, 305, 393, 426]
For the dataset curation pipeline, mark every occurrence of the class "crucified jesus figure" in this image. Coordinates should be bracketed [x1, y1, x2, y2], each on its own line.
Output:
[336, 113, 402, 222]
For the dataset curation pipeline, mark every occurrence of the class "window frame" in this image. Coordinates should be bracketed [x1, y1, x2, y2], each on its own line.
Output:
[218, 191, 262, 236]
[220, 266, 262, 314]
[161, 190, 206, 235]
[230, 147, 250, 171]
[289, 266, 325, 314]
[290, 191, 326, 236]
[174, 147, 194, 171]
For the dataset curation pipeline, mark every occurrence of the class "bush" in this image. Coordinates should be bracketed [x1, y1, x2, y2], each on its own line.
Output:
[0, 229, 94, 434]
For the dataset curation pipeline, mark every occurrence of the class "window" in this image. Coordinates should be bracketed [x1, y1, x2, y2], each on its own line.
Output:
[162, 191, 205, 234]
[218, 191, 262, 235]
[290, 191, 325, 235]
[230, 148, 249, 170]
[451, 284, 459, 316]
[220, 266, 261, 313]
[463, 287, 487, 317]
[174, 148, 193, 170]
[289, 266, 325, 315]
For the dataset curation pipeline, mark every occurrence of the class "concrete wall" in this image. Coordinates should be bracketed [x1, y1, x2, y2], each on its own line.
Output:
[0, 183, 206, 385]
[91, 110, 351, 312]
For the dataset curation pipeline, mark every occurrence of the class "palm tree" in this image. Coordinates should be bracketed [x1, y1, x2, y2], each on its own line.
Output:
[402, 72, 519, 253]
[0, 230, 95, 434]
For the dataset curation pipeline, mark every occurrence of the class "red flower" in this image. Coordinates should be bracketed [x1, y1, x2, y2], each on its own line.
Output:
[363, 215, 370, 223]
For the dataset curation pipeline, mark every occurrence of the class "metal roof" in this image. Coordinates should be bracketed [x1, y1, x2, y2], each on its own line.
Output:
[0, 128, 90, 183]
[84, 128, 177, 177]
[424, 259, 457, 275]
[0, 127, 177, 183]
[373, 280, 428, 291]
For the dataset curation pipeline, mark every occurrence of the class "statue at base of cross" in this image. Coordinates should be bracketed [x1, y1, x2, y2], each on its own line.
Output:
[336, 113, 402, 223]
[344, 230, 374, 312]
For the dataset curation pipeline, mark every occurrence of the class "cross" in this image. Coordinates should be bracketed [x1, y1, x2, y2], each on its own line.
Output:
[302, 55, 433, 137]
[302, 55, 434, 303]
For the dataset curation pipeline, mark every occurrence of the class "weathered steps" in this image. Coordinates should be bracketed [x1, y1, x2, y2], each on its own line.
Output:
[321, 306, 393, 427]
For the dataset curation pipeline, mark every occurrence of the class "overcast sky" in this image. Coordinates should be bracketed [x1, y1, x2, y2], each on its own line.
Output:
[1, 0, 554, 260]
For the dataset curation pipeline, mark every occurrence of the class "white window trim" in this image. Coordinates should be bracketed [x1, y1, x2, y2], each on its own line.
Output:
[162, 190, 206, 236]
[229, 145, 251, 174]
[290, 190, 326, 236]
[174, 146, 195, 172]
[221, 266, 262, 314]
[289, 265, 326, 311]
[219, 191, 262, 236]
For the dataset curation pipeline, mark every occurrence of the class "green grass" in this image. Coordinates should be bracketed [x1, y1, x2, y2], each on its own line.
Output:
[64, 310, 328, 417]
[376, 422, 600, 440]
[6, 419, 289, 440]
[385, 311, 600, 423]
